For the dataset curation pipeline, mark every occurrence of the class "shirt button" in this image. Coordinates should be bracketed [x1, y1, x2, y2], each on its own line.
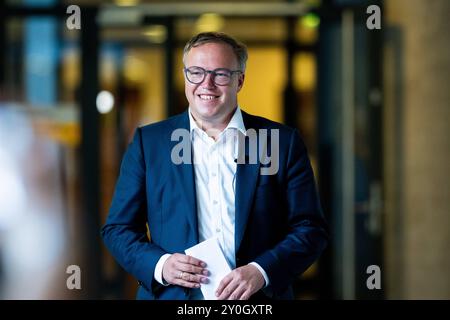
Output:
[212, 172, 217, 177]
[216, 228, 221, 233]
[213, 200, 218, 205]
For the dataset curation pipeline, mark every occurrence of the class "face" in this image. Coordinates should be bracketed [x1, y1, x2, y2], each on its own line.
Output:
[184, 42, 245, 125]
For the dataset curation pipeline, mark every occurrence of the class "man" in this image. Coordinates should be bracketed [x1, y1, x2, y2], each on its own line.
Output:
[101, 32, 328, 300]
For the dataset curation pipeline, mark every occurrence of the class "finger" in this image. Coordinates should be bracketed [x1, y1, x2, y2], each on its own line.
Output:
[179, 263, 208, 276]
[179, 271, 209, 284]
[179, 254, 206, 267]
[229, 284, 247, 300]
[239, 289, 252, 300]
[215, 274, 233, 297]
[175, 279, 201, 289]
[217, 279, 239, 300]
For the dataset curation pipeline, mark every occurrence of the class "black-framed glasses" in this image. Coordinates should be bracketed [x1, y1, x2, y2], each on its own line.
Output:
[184, 66, 242, 86]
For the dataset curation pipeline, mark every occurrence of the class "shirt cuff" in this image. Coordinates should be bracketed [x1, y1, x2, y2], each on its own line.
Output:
[154, 253, 172, 286]
[249, 262, 270, 288]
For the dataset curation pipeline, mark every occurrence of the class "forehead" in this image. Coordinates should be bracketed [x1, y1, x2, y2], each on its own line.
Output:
[185, 42, 239, 69]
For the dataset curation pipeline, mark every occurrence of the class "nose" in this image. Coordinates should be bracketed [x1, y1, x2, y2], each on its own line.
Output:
[201, 71, 216, 88]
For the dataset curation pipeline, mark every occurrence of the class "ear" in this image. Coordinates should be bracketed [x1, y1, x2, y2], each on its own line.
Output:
[237, 73, 245, 92]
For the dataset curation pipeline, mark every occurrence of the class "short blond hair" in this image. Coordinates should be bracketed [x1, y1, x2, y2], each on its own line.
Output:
[183, 32, 248, 71]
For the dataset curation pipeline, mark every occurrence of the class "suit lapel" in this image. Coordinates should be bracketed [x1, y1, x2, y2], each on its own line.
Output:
[235, 112, 260, 254]
[168, 110, 262, 251]
[169, 111, 198, 245]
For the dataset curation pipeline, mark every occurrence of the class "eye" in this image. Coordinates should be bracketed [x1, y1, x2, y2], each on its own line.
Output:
[187, 67, 204, 74]
[216, 73, 228, 77]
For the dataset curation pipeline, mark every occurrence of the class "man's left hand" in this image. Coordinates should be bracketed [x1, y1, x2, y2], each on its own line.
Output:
[215, 264, 265, 300]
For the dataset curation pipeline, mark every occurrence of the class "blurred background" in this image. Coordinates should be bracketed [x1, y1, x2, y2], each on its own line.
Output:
[0, 0, 448, 300]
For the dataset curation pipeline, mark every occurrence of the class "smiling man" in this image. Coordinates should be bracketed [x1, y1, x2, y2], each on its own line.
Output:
[102, 32, 328, 300]
[183, 39, 244, 137]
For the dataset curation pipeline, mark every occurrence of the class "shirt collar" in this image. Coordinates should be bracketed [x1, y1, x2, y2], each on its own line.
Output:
[188, 106, 247, 136]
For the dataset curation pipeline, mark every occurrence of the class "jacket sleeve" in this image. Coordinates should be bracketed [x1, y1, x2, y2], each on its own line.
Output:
[253, 129, 329, 296]
[101, 127, 166, 294]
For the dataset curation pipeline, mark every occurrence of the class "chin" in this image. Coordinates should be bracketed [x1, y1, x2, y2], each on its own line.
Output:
[196, 104, 222, 119]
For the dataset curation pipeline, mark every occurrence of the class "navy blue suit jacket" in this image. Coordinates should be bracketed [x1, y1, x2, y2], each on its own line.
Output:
[101, 110, 328, 300]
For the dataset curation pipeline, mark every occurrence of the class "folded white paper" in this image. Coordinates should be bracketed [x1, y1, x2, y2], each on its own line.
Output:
[185, 237, 232, 300]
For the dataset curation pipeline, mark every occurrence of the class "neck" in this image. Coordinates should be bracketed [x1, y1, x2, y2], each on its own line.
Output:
[192, 107, 237, 141]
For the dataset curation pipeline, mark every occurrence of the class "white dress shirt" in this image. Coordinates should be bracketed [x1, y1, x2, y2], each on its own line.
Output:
[154, 107, 269, 295]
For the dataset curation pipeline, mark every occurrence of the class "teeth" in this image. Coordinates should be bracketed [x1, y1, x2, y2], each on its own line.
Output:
[199, 95, 217, 100]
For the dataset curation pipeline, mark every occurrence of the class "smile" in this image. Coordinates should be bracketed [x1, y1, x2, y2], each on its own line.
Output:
[198, 94, 219, 100]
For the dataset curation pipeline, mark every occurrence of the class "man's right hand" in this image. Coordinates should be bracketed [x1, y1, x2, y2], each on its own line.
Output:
[162, 253, 209, 288]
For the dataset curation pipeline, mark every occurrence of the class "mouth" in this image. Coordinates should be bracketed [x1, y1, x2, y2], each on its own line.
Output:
[197, 94, 220, 101]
